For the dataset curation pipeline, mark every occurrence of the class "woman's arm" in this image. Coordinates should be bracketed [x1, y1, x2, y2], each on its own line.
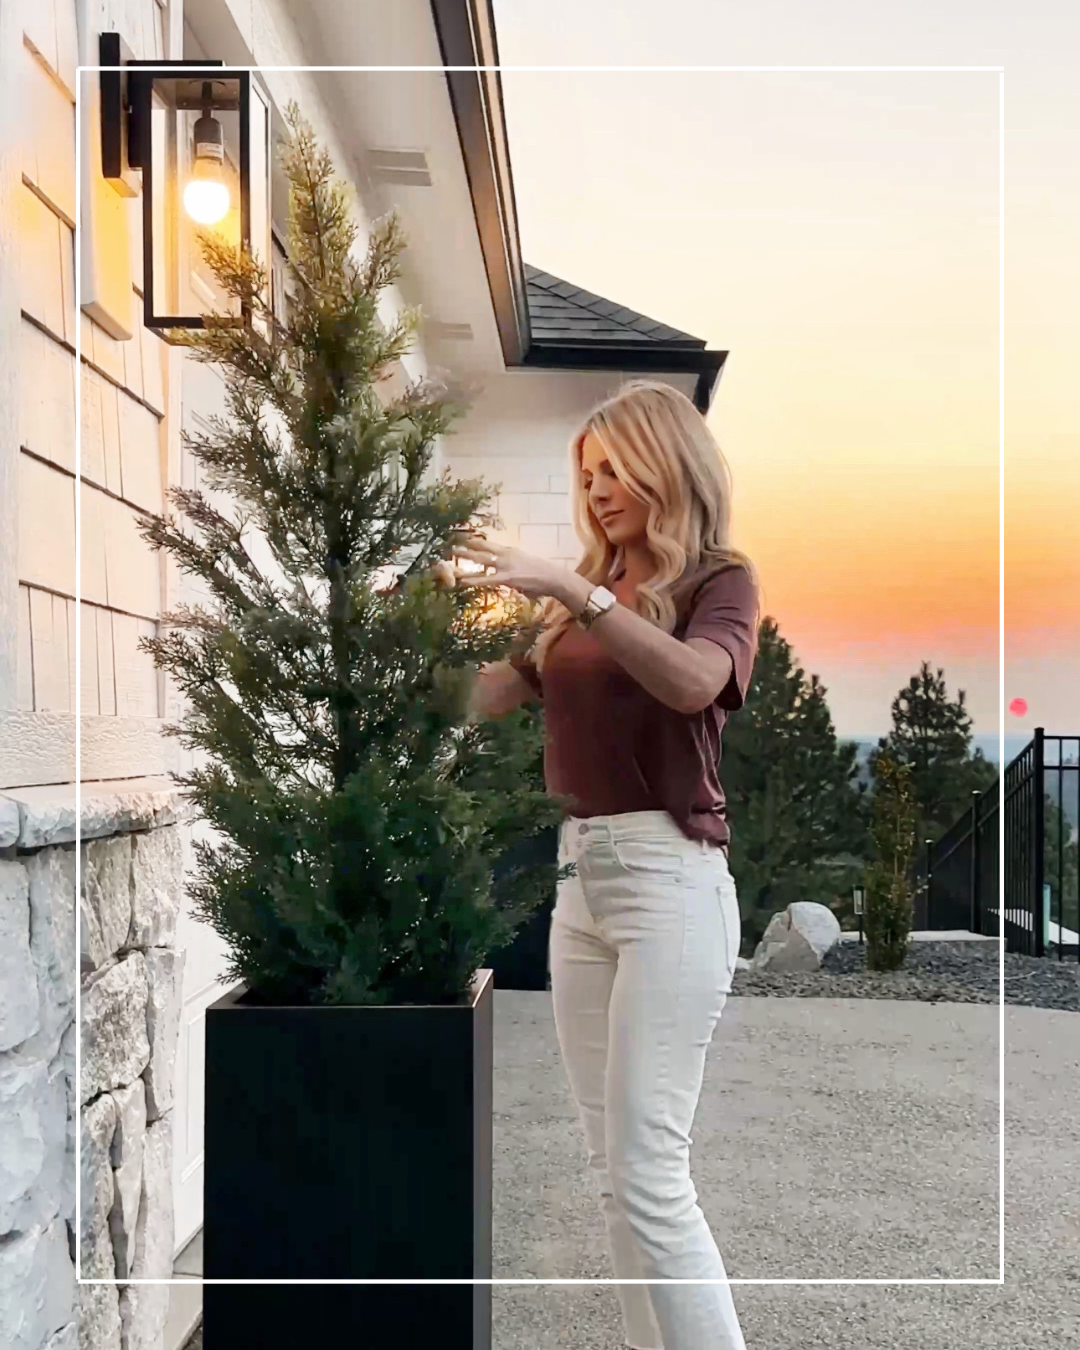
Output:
[468, 660, 538, 719]
[452, 538, 736, 717]
[554, 573, 733, 715]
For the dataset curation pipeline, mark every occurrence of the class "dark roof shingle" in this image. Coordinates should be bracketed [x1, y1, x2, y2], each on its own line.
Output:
[524, 265, 705, 349]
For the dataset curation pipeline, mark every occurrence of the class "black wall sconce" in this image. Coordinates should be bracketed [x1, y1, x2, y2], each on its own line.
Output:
[99, 33, 270, 335]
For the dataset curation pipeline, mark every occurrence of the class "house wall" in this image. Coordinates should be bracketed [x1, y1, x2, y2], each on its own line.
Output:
[442, 367, 701, 562]
[0, 3, 433, 1349]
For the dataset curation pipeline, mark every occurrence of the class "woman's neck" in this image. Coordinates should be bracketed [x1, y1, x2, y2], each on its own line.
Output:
[614, 545, 654, 589]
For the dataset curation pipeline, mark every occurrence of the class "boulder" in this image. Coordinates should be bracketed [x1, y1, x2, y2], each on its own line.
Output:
[751, 902, 841, 973]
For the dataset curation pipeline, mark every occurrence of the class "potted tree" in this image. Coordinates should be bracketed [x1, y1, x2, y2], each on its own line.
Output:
[139, 107, 566, 1347]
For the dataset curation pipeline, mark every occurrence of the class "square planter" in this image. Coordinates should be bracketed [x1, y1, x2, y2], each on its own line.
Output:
[201, 967, 493, 1348]
[486, 826, 558, 991]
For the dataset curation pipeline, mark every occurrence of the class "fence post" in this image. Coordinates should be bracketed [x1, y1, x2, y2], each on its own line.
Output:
[923, 837, 933, 929]
[1034, 727, 1046, 958]
[970, 790, 981, 935]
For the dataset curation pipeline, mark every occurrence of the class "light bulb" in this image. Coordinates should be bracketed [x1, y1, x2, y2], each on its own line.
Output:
[183, 161, 230, 225]
[183, 90, 230, 226]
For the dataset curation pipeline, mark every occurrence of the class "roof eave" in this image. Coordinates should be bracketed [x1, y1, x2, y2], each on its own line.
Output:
[429, 0, 530, 366]
[523, 343, 728, 414]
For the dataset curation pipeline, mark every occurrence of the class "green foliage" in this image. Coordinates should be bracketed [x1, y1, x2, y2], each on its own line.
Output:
[138, 106, 566, 1007]
[1044, 785, 1080, 943]
[870, 662, 997, 850]
[721, 617, 870, 954]
[864, 755, 916, 971]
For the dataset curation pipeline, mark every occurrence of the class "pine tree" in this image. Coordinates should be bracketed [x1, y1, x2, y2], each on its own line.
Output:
[138, 105, 566, 1007]
[721, 617, 870, 952]
[870, 662, 998, 849]
[864, 755, 916, 971]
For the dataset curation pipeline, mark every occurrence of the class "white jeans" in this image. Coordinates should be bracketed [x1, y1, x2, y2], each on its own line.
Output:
[550, 810, 746, 1350]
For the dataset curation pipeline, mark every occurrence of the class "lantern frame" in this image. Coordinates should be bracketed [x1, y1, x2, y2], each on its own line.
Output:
[99, 37, 268, 335]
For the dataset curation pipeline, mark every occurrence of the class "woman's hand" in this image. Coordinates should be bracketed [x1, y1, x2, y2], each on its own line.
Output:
[452, 535, 580, 604]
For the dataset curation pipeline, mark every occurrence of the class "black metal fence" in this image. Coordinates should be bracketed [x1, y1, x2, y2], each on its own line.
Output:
[916, 729, 1079, 959]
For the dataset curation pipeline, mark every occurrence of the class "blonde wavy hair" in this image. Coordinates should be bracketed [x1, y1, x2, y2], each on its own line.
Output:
[531, 379, 762, 673]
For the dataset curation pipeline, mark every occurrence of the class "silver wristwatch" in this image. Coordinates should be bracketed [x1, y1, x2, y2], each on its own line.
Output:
[576, 585, 618, 630]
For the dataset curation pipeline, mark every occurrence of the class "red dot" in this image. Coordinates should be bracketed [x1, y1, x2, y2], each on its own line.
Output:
[1009, 697, 1028, 717]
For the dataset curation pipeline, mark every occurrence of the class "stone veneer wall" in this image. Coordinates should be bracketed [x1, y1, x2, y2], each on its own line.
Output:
[0, 785, 186, 1350]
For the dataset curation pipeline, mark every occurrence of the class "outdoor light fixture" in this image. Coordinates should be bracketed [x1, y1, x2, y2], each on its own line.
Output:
[853, 884, 866, 945]
[183, 85, 232, 226]
[99, 34, 270, 334]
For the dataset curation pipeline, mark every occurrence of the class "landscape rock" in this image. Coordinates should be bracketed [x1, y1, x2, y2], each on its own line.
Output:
[143, 948, 184, 1121]
[109, 1080, 147, 1279]
[127, 828, 182, 950]
[80, 954, 150, 1105]
[0, 859, 39, 1052]
[83, 835, 133, 971]
[0, 1218, 76, 1350]
[751, 901, 842, 973]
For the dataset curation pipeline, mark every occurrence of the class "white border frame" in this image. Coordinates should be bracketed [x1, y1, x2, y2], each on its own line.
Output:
[73, 60, 1004, 1285]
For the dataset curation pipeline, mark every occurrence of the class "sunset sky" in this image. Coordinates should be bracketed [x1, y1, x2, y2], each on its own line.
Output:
[492, 0, 1079, 742]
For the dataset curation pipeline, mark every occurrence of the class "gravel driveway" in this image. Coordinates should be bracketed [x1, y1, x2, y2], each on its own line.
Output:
[490, 988, 1080, 1350]
[181, 972, 1079, 1350]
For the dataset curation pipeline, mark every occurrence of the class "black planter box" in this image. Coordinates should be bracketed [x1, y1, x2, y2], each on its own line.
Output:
[202, 968, 493, 1347]
[486, 826, 557, 992]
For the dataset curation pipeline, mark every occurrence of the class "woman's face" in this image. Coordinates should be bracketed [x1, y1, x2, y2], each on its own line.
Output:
[579, 431, 651, 548]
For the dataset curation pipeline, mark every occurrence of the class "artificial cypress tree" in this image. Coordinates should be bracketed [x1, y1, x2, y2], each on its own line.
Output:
[138, 105, 566, 1007]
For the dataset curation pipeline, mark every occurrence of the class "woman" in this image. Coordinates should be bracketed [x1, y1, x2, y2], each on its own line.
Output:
[455, 379, 760, 1350]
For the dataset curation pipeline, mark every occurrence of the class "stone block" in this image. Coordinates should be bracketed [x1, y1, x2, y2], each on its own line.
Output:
[77, 1276, 121, 1350]
[0, 1218, 76, 1350]
[143, 948, 184, 1121]
[83, 834, 133, 969]
[108, 1080, 146, 1280]
[0, 795, 19, 847]
[118, 1282, 170, 1350]
[44, 1324, 78, 1350]
[127, 828, 182, 950]
[79, 1093, 116, 1274]
[0, 859, 39, 1052]
[80, 954, 150, 1105]
[60, 1021, 75, 1229]
[25, 845, 77, 1056]
[130, 1115, 174, 1284]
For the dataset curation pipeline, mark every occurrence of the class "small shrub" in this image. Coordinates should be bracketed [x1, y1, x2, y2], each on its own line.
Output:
[865, 755, 916, 972]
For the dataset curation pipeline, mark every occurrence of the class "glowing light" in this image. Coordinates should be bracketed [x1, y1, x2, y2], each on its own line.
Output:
[1008, 697, 1028, 717]
[183, 171, 230, 226]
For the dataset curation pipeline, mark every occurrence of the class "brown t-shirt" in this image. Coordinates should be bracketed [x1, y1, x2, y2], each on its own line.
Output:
[509, 563, 758, 849]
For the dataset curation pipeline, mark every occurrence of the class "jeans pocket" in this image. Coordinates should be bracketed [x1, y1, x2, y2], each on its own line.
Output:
[718, 883, 742, 976]
[611, 837, 686, 877]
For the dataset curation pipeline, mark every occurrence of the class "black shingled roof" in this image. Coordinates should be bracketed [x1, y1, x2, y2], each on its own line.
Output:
[524, 264, 706, 349]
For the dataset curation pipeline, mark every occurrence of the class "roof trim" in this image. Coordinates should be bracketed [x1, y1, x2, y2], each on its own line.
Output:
[429, 0, 530, 365]
[523, 343, 727, 414]
[428, 0, 727, 411]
